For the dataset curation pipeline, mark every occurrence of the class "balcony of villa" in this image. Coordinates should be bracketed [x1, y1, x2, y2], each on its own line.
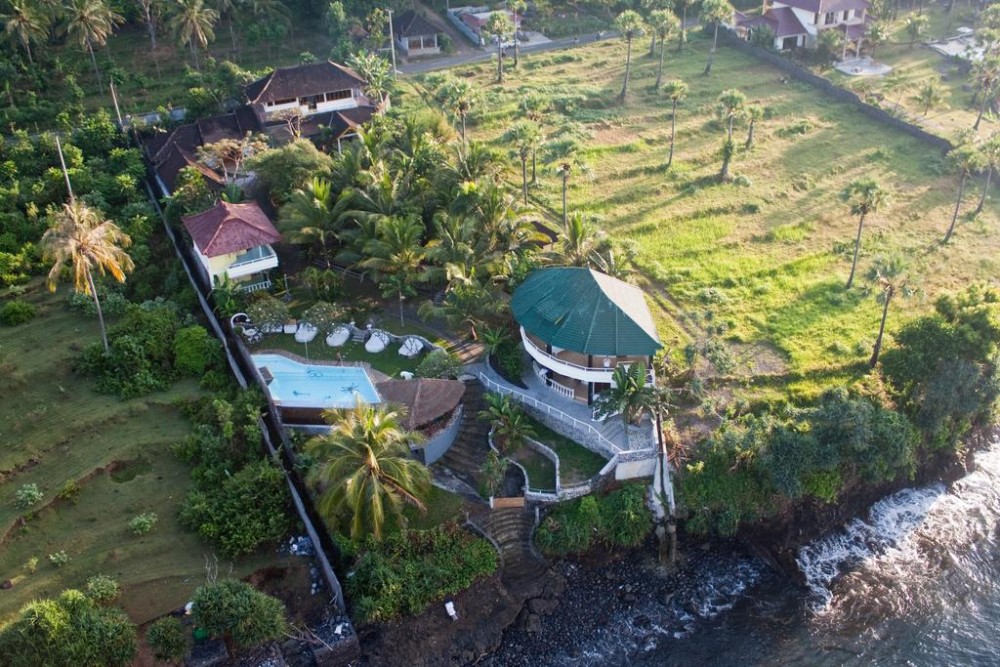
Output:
[226, 245, 278, 280]
[519, 327, 654, 386]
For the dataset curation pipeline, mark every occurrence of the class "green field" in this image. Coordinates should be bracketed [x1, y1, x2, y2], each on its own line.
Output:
[0, 283, 268, 625]
[405, 34, 1000, 401]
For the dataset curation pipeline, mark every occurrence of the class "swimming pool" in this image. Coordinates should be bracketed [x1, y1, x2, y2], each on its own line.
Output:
[252, 353, 381, 409]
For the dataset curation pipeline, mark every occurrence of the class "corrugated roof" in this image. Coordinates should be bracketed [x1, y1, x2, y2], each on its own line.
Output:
[182, 201, 282, 257]
[511, 267, 662, 356]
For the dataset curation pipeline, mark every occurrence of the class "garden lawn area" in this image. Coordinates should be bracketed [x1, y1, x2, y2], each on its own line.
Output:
[403, 486, 465, 530]
[528, 419, 609, 485]
[404, 31, 1000, 401]
[0, 283, 269, 625]
[824, 6, 987, 139]
[512, 447, 557, 492]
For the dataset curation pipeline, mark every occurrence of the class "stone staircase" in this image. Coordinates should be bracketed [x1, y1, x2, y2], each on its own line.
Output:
[434, 381, 490, 489]
[477, 507, 550, 595]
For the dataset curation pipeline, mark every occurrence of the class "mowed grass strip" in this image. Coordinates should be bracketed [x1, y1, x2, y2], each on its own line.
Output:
[0, 283, 268, 624]
[407, 36, 1000, 397]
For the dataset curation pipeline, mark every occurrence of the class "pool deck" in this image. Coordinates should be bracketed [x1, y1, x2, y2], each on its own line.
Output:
[254, 348, 390, 382]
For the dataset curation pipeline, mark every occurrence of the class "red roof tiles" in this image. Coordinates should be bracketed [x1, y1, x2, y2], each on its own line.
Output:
[182, 201, 282, 258]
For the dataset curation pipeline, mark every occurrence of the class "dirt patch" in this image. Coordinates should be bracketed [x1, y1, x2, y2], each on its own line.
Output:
[247, 558, 330, 627]
[0, 457, 40, 485]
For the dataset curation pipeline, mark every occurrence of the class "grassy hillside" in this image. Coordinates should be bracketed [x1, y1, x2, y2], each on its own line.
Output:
[404, 34, 1000, 400]
[0, 282, 268, 624]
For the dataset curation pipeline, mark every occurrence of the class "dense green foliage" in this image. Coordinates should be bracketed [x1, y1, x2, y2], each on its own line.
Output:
[0, 588, 137, 667]
[84, 574, 122, 604]
[415, 348, 462, 379]
[191, 579, 287, 650]
[344, 525, 498, 623]
[535, 483, 652, 556]
[146, 616, 187, 663]
[0, 298, 36, 325]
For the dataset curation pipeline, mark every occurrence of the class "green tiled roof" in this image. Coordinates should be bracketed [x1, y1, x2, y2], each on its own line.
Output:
[511, 267, 662, 356]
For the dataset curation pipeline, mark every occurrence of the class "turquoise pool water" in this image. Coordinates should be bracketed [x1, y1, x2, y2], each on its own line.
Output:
[252, 353, 381, 409]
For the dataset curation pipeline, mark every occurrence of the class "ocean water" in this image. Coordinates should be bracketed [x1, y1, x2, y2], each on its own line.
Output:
[521, 441, 1000, 666]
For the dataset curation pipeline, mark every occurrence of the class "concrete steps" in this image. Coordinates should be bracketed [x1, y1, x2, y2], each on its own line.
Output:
[481, 507, 550, 594]
[434, 381, 489, 489]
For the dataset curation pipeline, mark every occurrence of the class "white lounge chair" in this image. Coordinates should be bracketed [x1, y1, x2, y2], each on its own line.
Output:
[326, 326, 350, 347]
[398, 337, 424, 358]
[295, 323, 318, 343]
[241, 326, 263, 344]
[365, 330, 390, 353]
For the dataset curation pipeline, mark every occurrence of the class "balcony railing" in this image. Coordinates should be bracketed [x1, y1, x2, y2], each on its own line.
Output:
[227, 245, 278, 279]
[520, 327, 655, 386]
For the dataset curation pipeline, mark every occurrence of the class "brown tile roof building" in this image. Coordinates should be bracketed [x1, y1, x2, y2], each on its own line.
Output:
[375, 378, 465, 430]
[392, 9, 438, 38]
[245, 61, 367, 106]
[181, 201, 282, 258]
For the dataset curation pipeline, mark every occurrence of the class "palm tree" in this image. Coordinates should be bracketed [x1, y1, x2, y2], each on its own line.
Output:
[545, 139, 589, 227]
[944, 145, 983, 243]
[594, 362, 656, 426]
[484, 11, 514, 84]
[975, 134, 1000, 215]
[649, 9, 680, 90]
[912, 80, 946, 116]
[717, 88, 746, 141]
[213, 0, 239, 51]
[277, 177, 341, 265]
[904, 14, 928, 48]
[744, 104, 763, 149]
[63, 0, 124, 88]
[865, 21, 888, 58]
[478, 392, 535, 453]
[347, 51, 393, 106]
[842, 177, 888, 289]
[972, 56, 1000, 132]
[357, 215, 425, 285]
[1, 0, 47, 65]
[305, 402, 430, 541]
[663, 79, 687, 169]
[548, 212, 598, 266]
[503, 120, 542, 204]
[701, 0, 733, 76]
[867, 255, 912, 367]
[168, 0, 218, 70]
[41, 201, 135, 354]
[507, 0, 526, 67]
[615, 10, 646, 102]
[674, 0, 695, 51]
[442, 78, 479, 144]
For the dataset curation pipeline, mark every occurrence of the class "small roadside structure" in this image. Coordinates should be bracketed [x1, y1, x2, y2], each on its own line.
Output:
[448, 6, 521, 46]
[511, 267, 662, 406]
[392, 10, 442, 56]
[182, 201, 282, 292]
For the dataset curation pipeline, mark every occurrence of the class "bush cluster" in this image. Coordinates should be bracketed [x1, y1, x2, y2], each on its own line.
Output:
[535, 483, 652, 556]
[345, 525, 498, 623]
[0, 299, 36, 325]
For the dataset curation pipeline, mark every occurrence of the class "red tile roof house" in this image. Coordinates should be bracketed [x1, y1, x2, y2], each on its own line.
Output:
[245, 60, 382, 148]
[735, 0, 869, 53]
[182, 201, 282, 293]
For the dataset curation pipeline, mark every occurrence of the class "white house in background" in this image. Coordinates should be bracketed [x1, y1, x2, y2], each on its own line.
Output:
[392, 10, 442, 56]
[735, 0, 870, 52]
[511, 267, 662, 406]
[182, 201, 282, 293]
[246, 60, 372, 122]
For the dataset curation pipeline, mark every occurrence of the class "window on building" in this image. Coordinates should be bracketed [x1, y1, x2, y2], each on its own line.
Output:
[843, 10, 850, 20]
[324, 89, 353, 102]
[268, 98, 296, 107]
[825, 11, 836, 24]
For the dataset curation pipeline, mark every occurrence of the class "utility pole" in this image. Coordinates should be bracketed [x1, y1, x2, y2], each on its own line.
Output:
[386, 8, 398, 75]
[109, 80, 124, 130]
[55, 135, 74, 203]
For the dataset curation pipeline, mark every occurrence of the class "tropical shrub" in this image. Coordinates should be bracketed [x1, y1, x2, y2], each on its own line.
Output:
[415, 348, 462, 379]
[535, 483, 652, 555]
[0, 299, 36, 325]
[14, 483, 43, 510]
[146, 616, 187, 663]
[85, 575, 122, 604]
[173, 325, 219, 376]
[345, 525, 498, 623]
[128, 512, 158, 536]
[192, 580, 287, 650]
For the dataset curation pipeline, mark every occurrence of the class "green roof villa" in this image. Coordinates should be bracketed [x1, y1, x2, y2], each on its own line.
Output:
[511, 267, 662, 406]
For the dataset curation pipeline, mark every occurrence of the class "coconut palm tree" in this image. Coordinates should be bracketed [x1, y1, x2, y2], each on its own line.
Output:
[663, 79, 687, 169]
[971, 55, 1000, 131]
[975, 134, 1000, 215]
[649, 9, 680, 90]
[63, 0, 124, 88]
[358, 215, 425, 285]
[867, 255, 913, 367]
[701, 0, 733, 75]
[614, 10, 646, 102]
[507, 0, 526, 66]
[484, 11, 514, 84]
[544, 139, 589, 226]
[277, 177, 342, 265]
[41, 201, 135, 354]
[441, 78, 479, 145]
[944, 145, 983, 243]
[503, 120, 542, 203]
[744, 104, 763, 149]
[478, 392, 535, 453]
[865, 21, 888, 58]
[1, 0, 47, 65]
[912, 79, 946, 116]
[213, 0, 239, 51]
[842, 177, 888, 289]
[305, 402, 430, 541]
[594, 362, 657, 426]
[168, 0, 218, 70]
[547, 212, 598, 266]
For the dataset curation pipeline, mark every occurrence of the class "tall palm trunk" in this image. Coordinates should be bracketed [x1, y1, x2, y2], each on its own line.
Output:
[460, 112, 467, 144]
[678, 6, 687, 51]
[87, 38, 103, 88]
[976, 166, 994, 215]
[869, 288, 893, 367]
[398, 293, 405, 327]
[229, 18, 237, 52]
[846, 211, 866, 289]
[86, 268, 110, 354]
[531, 149, 537, 184]
[655, 37, 666, 89]
[944, 173, 967, 242]
[719, 139, 733, 181]
[513, 14, 520, 66]
[25, 40, 33, 66]
[520, 155, 528, 204]
[727, 114, 734, 140]
[667, 100, 678, 168]
[561, 171, 569, 226]
[704, 23, 719, 75]
[620, 37, 633, 101]
[496, 42, 504, 83]
[974, 88, 989, 130]
[649, 31, 657, 56]
[745, 117, 756, 149]
[191, 40, 201, 70]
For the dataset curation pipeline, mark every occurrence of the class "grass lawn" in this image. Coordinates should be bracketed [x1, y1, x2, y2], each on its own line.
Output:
[511, 447, 557, 492]
[0, 282, 271, 625]
[403, 485, 466, 530]
[404, 31, 1000, 402]
[527, 419, 609, 485]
